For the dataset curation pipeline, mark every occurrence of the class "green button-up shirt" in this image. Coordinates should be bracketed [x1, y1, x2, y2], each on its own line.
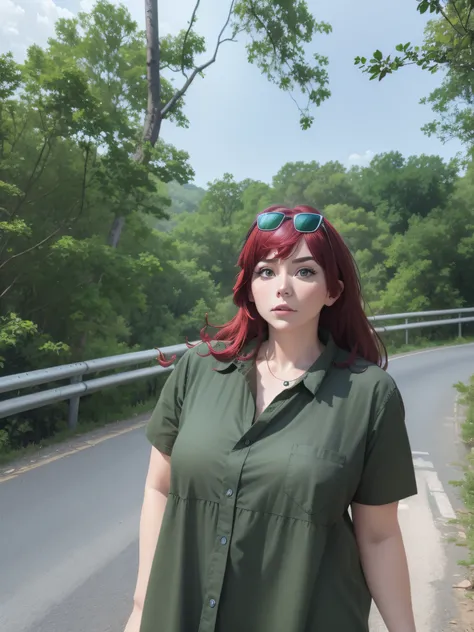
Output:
[141, 334, 417, 632]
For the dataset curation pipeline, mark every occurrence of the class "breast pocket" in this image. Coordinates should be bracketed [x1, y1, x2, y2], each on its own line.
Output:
[283, 444, 346, 524]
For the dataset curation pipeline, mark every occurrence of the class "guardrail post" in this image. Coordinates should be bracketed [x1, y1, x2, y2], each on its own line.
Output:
[405, 319, 409, 345]
[68, 375, 83, 430]
[459, 313, 462, 338]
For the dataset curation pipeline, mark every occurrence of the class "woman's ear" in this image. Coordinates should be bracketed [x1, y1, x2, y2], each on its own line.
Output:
[325, 280, 344, 307]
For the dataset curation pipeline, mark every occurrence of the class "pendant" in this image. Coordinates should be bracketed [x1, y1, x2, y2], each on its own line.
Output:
[283, 380, 290, 387]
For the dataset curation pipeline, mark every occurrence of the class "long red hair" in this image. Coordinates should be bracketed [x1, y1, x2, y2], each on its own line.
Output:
[159, 205, 387, 370]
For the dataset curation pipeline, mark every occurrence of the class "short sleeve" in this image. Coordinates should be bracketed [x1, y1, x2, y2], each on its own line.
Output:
[352, 386, 417, 505]
[145, 351, 190, 456]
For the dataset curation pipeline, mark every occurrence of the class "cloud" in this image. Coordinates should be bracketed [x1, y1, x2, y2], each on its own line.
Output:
[79, 0, 96, 11]
[0, 0, 76, 58]
[37, 13, 49, 25]
[347, 150, 375, 167]
[0, 0, 25, 36]
[35, 0, 74, 21]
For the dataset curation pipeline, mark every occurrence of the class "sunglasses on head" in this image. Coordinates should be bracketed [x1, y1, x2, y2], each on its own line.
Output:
[256, 211, 324, 233]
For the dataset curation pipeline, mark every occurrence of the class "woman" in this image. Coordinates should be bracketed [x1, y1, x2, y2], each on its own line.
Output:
[125, 205, 418, 632]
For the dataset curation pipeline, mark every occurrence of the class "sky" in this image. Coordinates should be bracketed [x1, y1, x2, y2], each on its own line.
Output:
[0, 0, 464, 188]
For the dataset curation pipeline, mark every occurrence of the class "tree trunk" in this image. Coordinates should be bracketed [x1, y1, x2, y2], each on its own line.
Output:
[107, 0, 162, 248]
[107, 215, 126, 248]
[143, 0, 162, 147]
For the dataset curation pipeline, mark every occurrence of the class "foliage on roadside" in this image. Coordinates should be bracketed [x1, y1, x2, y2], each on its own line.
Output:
[456, 376, 474, 446]
[451, 376, 474, 577]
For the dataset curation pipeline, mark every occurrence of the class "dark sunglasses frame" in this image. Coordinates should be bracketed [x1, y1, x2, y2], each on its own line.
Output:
[256, 211, 324, 233]
[242, 211, 325, 245]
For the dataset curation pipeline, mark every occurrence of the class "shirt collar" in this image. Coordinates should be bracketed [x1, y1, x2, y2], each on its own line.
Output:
[213, 330, 339, 393]
[301, 331, 338, 395]
[212, 338, 259, 374]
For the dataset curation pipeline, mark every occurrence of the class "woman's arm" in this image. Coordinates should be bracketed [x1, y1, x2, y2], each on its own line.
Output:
[124, 447, 171, 632]
[352, 501, 416, 632]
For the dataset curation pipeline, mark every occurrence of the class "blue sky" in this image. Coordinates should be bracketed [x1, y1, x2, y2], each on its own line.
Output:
[0, 0, 463, 188]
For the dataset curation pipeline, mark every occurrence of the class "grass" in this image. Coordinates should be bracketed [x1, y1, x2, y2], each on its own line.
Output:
[1, 335, 473, 468]
[385, 335, 474, 357]
[450, 374, 474, 580]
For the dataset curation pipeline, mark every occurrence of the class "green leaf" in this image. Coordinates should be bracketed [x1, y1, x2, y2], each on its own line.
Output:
[373, 49, 383, 61]
[234, 0, 332, 128]
[418, 1, 429, 14]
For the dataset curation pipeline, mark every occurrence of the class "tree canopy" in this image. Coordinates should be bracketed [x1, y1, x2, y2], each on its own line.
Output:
[1, 0, 473, 455]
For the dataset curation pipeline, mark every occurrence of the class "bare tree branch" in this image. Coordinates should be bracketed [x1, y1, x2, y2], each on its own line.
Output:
[161, 0, 237, 119]
[467, 5, 473, 27]
[0, 273, 20, 298]
[9, 111, 29, 155]
[0, 226, 62, 270]
[248, 0, 278, 56]
[450, 0, 469, 32]
[78, 143, 91, 220]
[182, 0, 201, 79]
[25, 184, 61, 206]
[436, 2, 466, 37]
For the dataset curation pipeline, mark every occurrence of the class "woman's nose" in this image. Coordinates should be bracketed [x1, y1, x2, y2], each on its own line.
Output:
[277, 274, 292, 298]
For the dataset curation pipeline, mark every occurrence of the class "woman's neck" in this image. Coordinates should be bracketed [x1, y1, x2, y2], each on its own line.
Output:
[262, 321, 324, 372]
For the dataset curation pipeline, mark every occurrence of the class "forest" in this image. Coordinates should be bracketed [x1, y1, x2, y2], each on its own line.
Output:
[1, 0, 474, 454]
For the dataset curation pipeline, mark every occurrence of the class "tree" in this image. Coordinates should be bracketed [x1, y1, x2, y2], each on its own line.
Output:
[354, 1, 474, 149]
[350, 151, 459, 233]
[119, 0, 333, 247]
[378, 162, 474, 313]
[272, 161, 362, 209]
[324, 203, 391, 306]
[355, 1, 473, 80]
[199, 173, 245, 227]
[171, 174, 250, 296]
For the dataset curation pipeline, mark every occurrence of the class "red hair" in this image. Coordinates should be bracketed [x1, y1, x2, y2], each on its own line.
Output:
[159, 205, 387, 370]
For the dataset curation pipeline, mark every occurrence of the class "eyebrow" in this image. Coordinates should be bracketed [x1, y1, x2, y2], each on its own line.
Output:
[259, 256, 316, 264]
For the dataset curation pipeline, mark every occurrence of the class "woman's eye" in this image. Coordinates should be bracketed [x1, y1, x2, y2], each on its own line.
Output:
[255, 267, 316, 278]
[257, 268, 274, 278]
[297, 267, 316, 278]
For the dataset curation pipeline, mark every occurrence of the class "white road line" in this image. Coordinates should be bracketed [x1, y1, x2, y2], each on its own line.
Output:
[411, 452, 457, 521]
[423, 469, 457, 520]
[412, 457, 434, 470]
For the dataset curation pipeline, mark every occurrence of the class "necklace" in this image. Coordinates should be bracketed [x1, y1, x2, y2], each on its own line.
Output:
[264, 350, 307, 387]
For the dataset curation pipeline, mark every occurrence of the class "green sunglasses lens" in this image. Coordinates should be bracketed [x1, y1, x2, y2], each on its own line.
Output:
[294, 213, 323, 232]
[257, 212, 285, 231]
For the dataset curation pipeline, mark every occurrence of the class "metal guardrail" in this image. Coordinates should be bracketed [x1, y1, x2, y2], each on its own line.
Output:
[1, 308, 474, 428]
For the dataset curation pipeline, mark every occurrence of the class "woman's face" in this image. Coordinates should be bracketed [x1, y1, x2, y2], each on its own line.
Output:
[250, 238, 339, 334]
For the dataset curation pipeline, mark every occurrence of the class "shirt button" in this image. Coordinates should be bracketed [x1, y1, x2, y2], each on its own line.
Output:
[226, 489, 233, 497]
[244, 439, 251, 446]
[220, 536, 227, 545]
[209, 598, 216, 608]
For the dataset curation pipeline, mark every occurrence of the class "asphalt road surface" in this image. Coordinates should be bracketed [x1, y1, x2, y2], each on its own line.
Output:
[1, 343, 474, 632]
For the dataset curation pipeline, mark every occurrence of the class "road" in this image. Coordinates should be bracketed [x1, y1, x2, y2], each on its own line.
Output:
[1, 343, 473, 632]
